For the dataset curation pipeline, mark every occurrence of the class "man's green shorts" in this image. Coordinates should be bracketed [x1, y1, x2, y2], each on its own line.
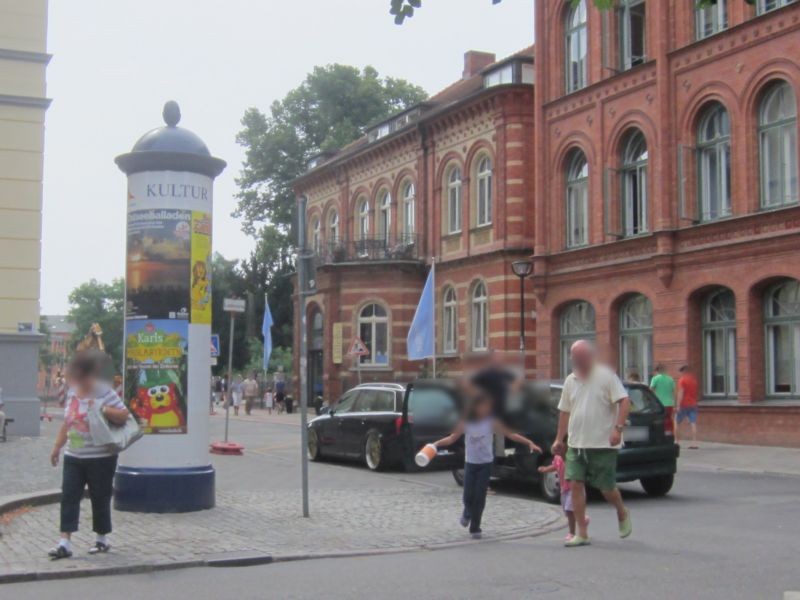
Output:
[565, 447, 618, 491]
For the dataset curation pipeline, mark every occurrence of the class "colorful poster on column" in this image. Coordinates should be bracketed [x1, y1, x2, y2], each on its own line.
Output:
[190, 211, 212, 324]
[126, 209, 192, 320]
[124, 320, 189, 434]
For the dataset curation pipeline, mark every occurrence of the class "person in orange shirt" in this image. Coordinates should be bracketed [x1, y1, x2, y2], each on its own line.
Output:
[677, 365, 700, 449]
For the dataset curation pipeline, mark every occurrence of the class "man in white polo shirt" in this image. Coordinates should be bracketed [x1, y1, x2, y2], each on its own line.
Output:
[552, 340, 632, 547]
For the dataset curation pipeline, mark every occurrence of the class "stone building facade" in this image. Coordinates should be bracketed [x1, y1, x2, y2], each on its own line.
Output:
[293, 49, 535, 402]
[531, 0, 800, 445]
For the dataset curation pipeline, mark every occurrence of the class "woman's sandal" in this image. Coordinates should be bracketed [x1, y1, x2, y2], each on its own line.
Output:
[88, 542, 111, 554]
[48, 545, 73, 560]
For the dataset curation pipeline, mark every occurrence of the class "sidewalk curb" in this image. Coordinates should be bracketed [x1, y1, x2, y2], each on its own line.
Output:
[680, 463, 800, 478]
[0, 495, 563, 585]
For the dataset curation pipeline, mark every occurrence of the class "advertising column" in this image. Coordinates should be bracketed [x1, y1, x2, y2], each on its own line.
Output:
[114, 101, 225, 512]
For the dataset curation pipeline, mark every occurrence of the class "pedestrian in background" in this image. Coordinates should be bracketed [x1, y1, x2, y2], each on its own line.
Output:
[48, 351, 130, 559]
[264, 387, 274, 415]
[243, 374, 258, 416]
[552, 340, 632, 547]
[677, 365, 700, 449]
[650, 363, 676, 429]
[230, 374, 243, 417]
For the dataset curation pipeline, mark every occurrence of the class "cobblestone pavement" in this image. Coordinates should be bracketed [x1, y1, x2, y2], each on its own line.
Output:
[0, 486, 561, 581]
[1, 417, 62, 497]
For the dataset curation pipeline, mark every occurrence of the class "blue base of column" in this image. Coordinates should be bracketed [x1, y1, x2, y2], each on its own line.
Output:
[114, 465, 215, 513]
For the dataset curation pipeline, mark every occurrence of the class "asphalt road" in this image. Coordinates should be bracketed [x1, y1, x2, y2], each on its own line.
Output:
[5, 414, 800, 599]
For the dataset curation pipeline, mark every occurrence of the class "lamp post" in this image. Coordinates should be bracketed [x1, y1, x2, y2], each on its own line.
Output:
[511, 259, 533, 364]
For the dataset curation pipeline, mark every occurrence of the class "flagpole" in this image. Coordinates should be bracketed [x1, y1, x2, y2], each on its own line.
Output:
[431, 256, 436, 380]
[263, 293, 269, 404]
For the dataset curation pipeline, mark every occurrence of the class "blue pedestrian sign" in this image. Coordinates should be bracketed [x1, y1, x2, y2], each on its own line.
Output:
[210, 334, 221, 358]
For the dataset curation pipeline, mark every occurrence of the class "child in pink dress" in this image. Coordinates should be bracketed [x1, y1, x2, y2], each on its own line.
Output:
[539, 451, 588, 541]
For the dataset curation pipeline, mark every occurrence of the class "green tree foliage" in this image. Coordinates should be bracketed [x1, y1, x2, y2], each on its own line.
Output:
[210, 252, 250, 375]
[67, 278, 125, 372]
[389, 0, 749, 24]
[38, 315, 57, 373]
[234, 64, 427, 358]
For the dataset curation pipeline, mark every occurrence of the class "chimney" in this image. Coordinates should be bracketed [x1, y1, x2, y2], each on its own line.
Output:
[463, 51, 496, 79]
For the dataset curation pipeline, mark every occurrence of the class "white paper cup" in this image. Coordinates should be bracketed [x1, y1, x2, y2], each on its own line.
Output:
[415, 444, 438, 467]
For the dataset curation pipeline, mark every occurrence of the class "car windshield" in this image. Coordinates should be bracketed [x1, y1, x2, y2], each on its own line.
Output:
[625, 385, 663, 414]
[407, 387, 459, 425]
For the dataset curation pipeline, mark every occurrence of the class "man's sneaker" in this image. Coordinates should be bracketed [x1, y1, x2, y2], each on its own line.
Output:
[88, 542, 111, 554]
[459, 516, 470, 528]
[48, 545, 72, 560]
[618, 509, 632, 539]
[470, 531, 482, 540]
[564, 535, 590, 547]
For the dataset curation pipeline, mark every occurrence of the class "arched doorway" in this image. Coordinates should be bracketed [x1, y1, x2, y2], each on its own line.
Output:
[308, 308, 324, 404]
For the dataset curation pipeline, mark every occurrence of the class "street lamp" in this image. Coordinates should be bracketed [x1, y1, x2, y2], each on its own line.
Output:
[511, 259, 533, 361]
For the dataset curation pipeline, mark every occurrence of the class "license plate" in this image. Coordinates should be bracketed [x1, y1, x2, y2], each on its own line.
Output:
[624, 426, 649, 443]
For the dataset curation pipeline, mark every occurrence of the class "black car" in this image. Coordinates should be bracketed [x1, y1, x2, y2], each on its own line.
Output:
[453, 381, 679, 503]
[307, 381, 461, 471]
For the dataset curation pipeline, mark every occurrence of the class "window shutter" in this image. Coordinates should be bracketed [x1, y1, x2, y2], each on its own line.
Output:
[677, 144, 699, 224]
[601, 9, 621, 76]
[604, 167, 623, 239]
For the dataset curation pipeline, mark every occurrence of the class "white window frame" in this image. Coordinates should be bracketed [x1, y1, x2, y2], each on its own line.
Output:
[476, 156, 493, 227]
[619, 294, 653, 382]
[447, 167, 462, 234]
[471, 281, 488, 351]
[565, 0, 588, 93]
[378, 190, 391, 244]
[358, 198, 370, 240]
[621, 130, 649, 237]
[758, 0, 796, 15]
[619, 0, 646, 71]
[560, 301, 596, 377]
[702, 288, 738, 399]
[402, 181, 415, 241]
[696, 0, 727, 40]
[329, 210, 339, 244]
[566, 151, 589, 248]
[443, 287, 458, 354]
[759, 82, 798, 209]
[697, 104, 732, 222]
[359, 303, 389, 366]
[764, 280, 800, 398]
[311, 217, 321, 254]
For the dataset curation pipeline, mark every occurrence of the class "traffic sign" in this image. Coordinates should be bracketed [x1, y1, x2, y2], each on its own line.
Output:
[348, 337, 370, 356]
[210, 334, 220, 357]
[223, 297, 246, 313]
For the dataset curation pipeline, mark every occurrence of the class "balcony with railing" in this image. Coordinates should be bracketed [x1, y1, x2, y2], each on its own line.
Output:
[315, 234, 421, 265]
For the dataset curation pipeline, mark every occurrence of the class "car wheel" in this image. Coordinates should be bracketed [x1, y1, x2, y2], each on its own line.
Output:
[538, 461, 561, 505]
[307, 429, 322, 462]
[452, 467, 464, 487]
[364, 431, 385, 471]
[640, 474, 674, 497]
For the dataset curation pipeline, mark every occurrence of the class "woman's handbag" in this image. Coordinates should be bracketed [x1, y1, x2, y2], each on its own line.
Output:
[88, 404, 143, 452]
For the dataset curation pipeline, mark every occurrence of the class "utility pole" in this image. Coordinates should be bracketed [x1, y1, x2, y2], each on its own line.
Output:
[296, 195, 310, 518]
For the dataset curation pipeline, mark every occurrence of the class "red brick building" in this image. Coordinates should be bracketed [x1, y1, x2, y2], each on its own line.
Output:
[531, 0, 800, 445]
[37, 314, 74, 398]
[293, 49, 535, 401]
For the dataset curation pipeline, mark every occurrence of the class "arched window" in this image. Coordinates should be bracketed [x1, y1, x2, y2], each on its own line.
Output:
[442, 287, 458, 354]
[378, 190, 391, 244]
[358, 198, 370, 240]
[447, 166, 462, 234]
[758, 0, 796, 15]
[402, 181, 415, 242]
[619, 0, 646, 70]
[759, 82, 798, 208]
[329, 210, 339, 244]
[566, 150, 589, 248]
[471, 281, 488, 351]
[765, 280, 800, 397]
[565, 0, 588, 93]
[620, 129, 648, 236]
[560, 301, 596, 376]
[697, 103, 731, 221]
[702, 288, 737, 398]
[619, 294, 653, 382]
[359, 303, 389, 365]
[696, 0, 727, 39]
[311, 216, 321, 254]
[476, 156, 493, 226]
[311, 310, 324, 352]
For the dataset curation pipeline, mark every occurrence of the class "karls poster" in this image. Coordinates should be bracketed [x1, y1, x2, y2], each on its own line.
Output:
[125, 320, 188, 434]
[124, 171, 213, 434]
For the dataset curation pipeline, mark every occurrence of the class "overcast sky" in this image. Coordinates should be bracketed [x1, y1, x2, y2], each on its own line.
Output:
[40, 0, 534, 314]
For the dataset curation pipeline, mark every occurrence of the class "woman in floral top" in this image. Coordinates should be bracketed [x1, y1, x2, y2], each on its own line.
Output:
[48, 351, 129, 560]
